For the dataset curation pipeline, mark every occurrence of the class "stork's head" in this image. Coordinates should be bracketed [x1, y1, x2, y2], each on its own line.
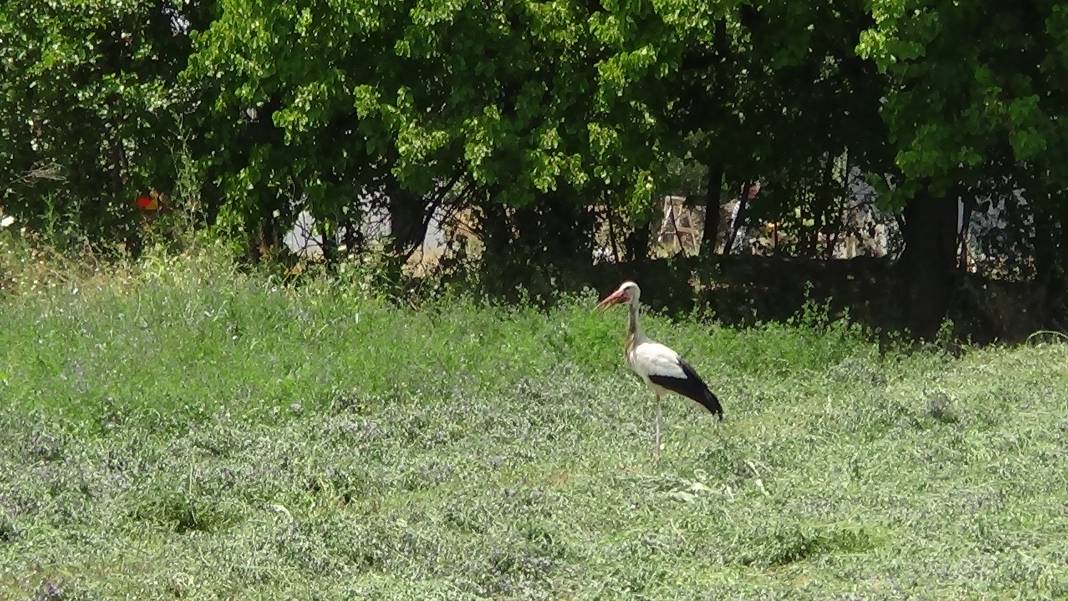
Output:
[596, 280, 641, 309]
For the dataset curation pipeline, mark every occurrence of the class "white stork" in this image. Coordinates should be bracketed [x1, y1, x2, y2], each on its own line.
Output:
[597, 280, 723, 456]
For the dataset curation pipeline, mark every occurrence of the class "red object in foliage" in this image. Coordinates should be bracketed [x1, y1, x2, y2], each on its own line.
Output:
[136, 194, 158, 212]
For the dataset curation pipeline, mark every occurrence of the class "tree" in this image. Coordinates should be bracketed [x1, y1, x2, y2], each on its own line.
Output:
[857, 1, 1068, 335]
[588, 0, 887, 260]
[186, 0, 611, 266]
[0, 0, 216, 246]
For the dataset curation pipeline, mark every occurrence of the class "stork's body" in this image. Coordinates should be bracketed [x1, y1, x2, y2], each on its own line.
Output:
[598, 281, 723, 456]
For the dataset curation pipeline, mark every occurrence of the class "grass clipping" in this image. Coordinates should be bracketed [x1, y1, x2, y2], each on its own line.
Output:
[1, 248, 1067, 599]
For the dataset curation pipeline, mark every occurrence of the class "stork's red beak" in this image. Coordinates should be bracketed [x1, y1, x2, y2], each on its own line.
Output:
[596, 290, 628, 310]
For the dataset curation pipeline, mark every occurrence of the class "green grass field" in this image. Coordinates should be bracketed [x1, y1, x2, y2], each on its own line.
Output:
[1, 248, 1067, 599]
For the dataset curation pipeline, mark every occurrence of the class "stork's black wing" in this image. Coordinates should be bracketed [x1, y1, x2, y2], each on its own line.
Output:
[648, 358, 724, 419]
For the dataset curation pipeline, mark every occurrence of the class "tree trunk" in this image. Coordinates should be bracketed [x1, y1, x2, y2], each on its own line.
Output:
[957, 199, 973, 272]
[263, 215, 280, 254]
[319, 220, 338, 268]
[898, 185, 958, 338]
[341, 202, 365, 255]
[605, 203, 621, 262]
[624, 216, 651, 262]
[388, 186, 428, 257]
[723, 181, 751, 255]
[476, 194, 516, 287]
[1033, 198, 1067, 316]
[700, 160, 724, 258]
[809, 153, 835, 256]
[480, 197, 512, 257]
[543, 191, 593, 263]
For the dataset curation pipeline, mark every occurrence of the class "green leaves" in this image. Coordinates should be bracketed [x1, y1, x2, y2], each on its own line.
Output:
[0, 0, 208, 240]
[857, 0, 1068, 203]
[6, 0, 1068, 265]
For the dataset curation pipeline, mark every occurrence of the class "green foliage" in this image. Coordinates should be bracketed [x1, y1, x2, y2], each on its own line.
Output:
[857, 1, 1068, 206]
[0, 0, 216, 242]
[184, 0, 610, 246]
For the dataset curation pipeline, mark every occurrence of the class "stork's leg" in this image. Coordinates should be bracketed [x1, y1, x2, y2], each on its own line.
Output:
[654, 393, 663, 460]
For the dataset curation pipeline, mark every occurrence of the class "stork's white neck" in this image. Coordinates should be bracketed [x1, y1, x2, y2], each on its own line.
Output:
[627, 301, 641, 338]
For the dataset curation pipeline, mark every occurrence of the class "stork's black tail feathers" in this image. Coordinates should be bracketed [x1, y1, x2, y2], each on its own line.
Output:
[648, 358, 724, 420]
[699, 387, 724, 420]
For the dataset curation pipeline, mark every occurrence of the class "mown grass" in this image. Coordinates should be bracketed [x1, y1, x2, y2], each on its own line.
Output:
[1, 244, 1067, 599]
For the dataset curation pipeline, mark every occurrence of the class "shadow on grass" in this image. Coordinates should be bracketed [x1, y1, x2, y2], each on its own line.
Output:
[449, 255, 1058, 345]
